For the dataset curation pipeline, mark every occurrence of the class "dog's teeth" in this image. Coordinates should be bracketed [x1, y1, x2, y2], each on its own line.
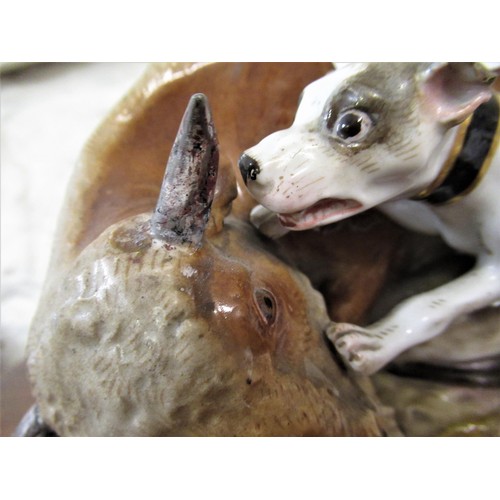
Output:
[279, 198, 363, 229]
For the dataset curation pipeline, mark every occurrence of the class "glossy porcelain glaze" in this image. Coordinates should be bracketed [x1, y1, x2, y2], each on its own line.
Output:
[21, 63, 499, 437]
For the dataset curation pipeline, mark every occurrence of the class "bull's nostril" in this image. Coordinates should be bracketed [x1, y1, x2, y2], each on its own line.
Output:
[238, 153, 260, 184]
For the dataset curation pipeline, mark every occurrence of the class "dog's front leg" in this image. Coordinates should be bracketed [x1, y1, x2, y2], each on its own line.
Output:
[327, 258, 500, 374]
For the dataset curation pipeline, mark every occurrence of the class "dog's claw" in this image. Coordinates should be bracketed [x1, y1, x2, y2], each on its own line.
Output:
[327, 322, 388, 375]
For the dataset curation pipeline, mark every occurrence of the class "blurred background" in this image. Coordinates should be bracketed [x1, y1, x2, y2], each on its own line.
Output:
[1, 63, 149, 435]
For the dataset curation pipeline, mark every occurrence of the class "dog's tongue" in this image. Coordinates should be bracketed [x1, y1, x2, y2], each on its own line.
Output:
[278, 198, 363, 230]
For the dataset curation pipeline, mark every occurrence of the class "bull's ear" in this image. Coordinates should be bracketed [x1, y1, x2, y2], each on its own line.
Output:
[419, 62, 496, 125]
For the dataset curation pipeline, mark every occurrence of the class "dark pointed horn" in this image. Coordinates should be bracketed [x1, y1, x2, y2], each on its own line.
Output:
[151, 93, 219, 246]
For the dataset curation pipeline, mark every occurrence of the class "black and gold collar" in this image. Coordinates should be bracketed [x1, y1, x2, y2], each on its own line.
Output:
[415, 94, 500, 205]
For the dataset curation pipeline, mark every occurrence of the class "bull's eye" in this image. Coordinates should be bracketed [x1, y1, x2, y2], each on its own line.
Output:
[328, 109, 373, 145]
[254, 289, 276, 326]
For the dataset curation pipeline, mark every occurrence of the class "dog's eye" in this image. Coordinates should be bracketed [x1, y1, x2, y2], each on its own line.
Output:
[253, 289, 276, 327]
[331, 109, 373, 144]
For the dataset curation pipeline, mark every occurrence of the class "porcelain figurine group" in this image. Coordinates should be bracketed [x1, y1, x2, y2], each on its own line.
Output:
[18, 63, 500, 437]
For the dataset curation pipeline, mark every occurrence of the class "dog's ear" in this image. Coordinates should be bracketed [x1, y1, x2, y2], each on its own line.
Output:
[420, 62, 496, 125]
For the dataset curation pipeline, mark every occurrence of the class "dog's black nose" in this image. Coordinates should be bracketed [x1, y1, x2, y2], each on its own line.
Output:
[238, 153, 260, 184]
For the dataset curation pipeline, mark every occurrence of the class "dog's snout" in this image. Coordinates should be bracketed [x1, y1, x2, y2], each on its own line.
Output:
[238, 153, 260, 184]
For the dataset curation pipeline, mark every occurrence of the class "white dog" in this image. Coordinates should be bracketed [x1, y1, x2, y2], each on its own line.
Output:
[239, 63, 500, 375]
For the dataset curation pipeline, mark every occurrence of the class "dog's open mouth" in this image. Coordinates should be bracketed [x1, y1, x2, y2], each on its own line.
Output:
[278, 198, 364, 230]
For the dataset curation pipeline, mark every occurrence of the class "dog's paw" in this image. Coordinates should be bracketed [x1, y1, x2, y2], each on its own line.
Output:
[326, 323, 388, 375]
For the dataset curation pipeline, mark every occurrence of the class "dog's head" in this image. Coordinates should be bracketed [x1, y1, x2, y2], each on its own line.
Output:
[239, 63, 496, 230]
